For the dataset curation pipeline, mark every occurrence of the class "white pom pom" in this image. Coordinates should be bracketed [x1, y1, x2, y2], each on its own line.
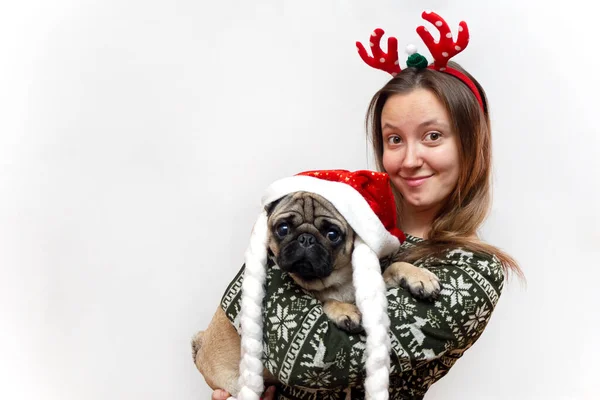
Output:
[405, 44, 417, 55]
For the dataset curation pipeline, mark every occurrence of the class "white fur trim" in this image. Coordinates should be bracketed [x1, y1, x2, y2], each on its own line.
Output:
[235, 210, 269, 400]
[262, 175, 400, 258]
[352, 237, 391, 400]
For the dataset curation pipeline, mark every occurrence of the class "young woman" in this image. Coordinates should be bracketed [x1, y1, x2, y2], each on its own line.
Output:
[210, 59, 522, 399]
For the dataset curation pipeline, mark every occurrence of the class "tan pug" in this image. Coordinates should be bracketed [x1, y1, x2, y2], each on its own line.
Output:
[191, 192, 440, 395]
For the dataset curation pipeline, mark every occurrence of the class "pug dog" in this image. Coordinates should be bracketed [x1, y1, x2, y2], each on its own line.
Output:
[191, 192, 440, 395]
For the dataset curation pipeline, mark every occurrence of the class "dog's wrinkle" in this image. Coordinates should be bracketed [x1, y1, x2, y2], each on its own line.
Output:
[314, 217, 346, 235]
[303, 196, 314, 222]
[271, 210, 304, 228]
[294, 223, 321, 237]
[312, 197, 346, 220]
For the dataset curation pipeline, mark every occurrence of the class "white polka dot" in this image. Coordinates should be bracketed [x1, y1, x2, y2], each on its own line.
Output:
[423, 27, 428, 32]
[435, 21, 442, 27]
[372, 31, 377, 36]
[446, 32, 452, 38]
[434, 40, 439, 44]
[440, 67, 446, 71]
[442, 52, 448, 57]
[380, 58, 385, 63]
[391, 72, 398, 76]
[455, 45, 461, 51]
[370, 42, 374, 47]
[459, 26, 463, 32]
[394, 60, 399, 65]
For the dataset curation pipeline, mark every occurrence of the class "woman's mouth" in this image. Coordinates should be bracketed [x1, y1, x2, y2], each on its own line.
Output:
[401, 175, 433, 187]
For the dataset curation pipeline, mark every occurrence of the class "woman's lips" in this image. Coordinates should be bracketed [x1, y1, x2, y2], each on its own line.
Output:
[402, 175, 433, 187]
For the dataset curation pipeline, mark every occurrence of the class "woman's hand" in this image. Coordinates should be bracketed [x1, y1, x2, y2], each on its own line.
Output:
[211, 386, 276, 400]
[211, 389, 230, 400]
[262, 386, 276, 399]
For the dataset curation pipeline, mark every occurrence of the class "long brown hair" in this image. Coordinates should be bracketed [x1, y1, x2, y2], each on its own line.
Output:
[366, 62, 524, 280]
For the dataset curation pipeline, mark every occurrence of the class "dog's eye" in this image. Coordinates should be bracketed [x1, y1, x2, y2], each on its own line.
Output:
[326, 229, 341, 243]
[276, 223, 290, 238]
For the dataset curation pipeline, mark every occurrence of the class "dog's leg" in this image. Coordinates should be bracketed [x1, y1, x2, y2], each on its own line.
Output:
[323, 300, 363, 333]
[383, 261, 441, 300]
[191, 306, 242, 395]
[191, 306, 278, 395]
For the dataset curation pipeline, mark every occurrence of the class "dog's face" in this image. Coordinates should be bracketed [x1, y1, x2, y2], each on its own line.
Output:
[266, 192, 355, 292]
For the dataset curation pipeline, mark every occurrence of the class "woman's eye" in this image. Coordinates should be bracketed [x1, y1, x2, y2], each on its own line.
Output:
[387, 135, 402, 145]
[425, 132, 442, 141]
[326, 229, 341, 243]
[276, 223, 290, 237]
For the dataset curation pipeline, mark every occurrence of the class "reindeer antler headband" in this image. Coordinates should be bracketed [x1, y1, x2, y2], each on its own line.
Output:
[357, 10, 484, 110]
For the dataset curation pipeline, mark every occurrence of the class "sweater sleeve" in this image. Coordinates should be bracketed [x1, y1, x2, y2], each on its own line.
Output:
[386, 249, 504, 373]
[220, 248, 504, 393]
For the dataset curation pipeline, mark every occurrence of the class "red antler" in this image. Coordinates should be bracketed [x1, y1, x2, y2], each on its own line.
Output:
[356, 28, 400, 76]
[416, 11, 470, 71]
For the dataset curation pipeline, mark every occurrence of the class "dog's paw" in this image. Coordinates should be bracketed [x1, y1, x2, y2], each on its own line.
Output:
[340, 312, 363, 333]
[323, 301, 363, 333]
[384, 261, 441, 300]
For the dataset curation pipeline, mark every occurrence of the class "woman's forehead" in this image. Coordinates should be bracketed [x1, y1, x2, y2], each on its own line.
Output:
[381, 89, 451, 129]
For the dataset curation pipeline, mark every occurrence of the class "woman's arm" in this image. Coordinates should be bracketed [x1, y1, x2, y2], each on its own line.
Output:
[220, 248, 504, 390]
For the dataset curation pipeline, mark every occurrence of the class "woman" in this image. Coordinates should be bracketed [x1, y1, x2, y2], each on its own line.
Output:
[211, 59, 523, 399]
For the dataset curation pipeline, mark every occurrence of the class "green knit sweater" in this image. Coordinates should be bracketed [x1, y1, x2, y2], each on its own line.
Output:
[221, 234, 504, 399]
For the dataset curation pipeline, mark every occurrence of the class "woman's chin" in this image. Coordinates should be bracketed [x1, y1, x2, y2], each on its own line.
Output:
[402, 196, 441, 213]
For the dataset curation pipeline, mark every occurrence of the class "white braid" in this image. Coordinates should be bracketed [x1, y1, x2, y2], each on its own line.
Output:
[352, 237, 391, 400]
[232, 210, 269, 400]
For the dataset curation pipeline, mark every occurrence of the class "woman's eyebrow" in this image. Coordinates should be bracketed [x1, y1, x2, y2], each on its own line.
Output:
[382, 122, 400, 130]
[419, 119, 449, 129]
[382, 119, 449, 130]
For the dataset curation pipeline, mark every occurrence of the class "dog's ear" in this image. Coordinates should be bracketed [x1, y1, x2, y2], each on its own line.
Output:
[264, 198, 283, 217]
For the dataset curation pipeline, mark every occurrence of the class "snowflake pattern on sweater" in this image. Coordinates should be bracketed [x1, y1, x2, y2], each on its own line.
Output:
[221, 234, 504, 399]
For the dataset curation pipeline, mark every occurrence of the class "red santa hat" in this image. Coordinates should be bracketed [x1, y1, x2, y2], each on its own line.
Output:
[235, 170, 403, 400]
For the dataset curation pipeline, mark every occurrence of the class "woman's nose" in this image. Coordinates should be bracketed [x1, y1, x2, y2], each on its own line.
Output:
[401, 144, 422, 168]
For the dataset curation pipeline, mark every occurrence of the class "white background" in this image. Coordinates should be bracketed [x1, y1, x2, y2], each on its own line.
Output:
[1, 1, 598, 399]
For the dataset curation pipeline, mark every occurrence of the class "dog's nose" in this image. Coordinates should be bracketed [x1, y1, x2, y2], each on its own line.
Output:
[297, 233, 316, 248]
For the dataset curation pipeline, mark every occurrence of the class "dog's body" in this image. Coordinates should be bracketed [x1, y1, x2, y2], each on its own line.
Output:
[192, 192, 440, 395]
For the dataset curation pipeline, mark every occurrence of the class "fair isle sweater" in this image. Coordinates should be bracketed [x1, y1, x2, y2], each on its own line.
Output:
[221, 234, 504, 399]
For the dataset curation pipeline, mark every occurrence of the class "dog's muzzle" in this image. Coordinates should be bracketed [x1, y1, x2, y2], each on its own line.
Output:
[278, 233, 332, 280]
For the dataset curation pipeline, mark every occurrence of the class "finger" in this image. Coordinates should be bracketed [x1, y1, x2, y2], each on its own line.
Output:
[262, 386, 276, 400]
[211, 389, 231, 400]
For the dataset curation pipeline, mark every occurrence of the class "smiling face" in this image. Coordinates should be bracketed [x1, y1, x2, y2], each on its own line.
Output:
[381, 88, 460, 216]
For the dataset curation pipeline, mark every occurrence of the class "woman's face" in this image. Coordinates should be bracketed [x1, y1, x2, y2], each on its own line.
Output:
[381, 89, 460, 215]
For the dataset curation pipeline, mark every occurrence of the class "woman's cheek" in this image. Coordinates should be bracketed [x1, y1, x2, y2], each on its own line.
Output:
[382, 150, 397, 175]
